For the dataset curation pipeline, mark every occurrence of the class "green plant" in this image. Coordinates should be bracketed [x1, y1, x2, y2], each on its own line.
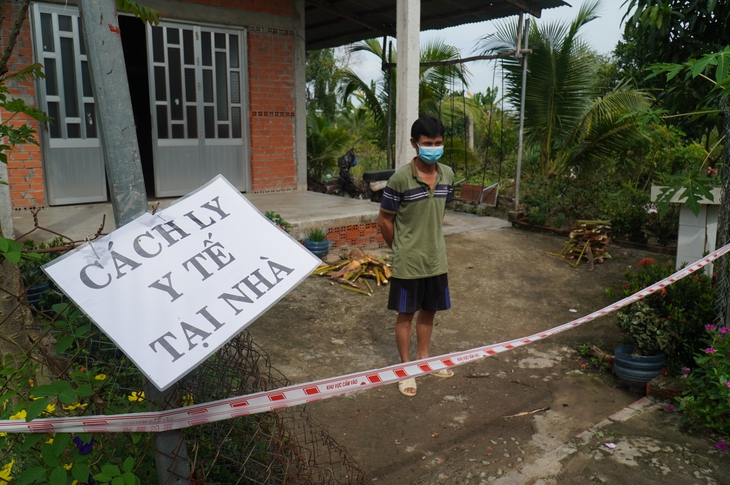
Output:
[264, 211, 291, 233]
[615, 301, 664, 356]
[1, 301, 153, 485]
[603, 185, 650, 244]
[305, 228, 327, 242]
[576, 342, 611, 372]
[17, 238, 65, 287]
[676, 324, 730, 436]
[608, 258, 717, 373]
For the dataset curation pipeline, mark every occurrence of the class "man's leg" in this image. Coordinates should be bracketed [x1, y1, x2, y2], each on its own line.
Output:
[395, 312, 415, 363]
[415, 309, 436, 359]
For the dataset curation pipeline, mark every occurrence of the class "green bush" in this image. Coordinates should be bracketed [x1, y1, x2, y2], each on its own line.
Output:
[608, 258, 716, 373]
[603, 186, 650, 244]
[676, 324, 730, 436]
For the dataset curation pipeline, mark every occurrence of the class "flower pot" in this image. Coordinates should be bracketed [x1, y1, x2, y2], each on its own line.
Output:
[613, 345, 665, 388]
[27, 281, 51, 309]
[304, 238, 329, 258]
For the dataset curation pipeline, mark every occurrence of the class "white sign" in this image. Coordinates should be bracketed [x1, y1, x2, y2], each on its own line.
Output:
[44, 175, 321, 391]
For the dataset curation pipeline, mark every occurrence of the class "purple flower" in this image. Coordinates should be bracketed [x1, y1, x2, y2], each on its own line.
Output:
[680, 374, 688, 379]
[705, 348, 717, 354]
[716, 440, 729, 451]
[73, 436, 94, 455]
[725, 382, 730, 388]
[666, 405, 675, 411]
[705, 324, 716, 331]
[682, 367, 691, 372]
[720, 327, 729, 334]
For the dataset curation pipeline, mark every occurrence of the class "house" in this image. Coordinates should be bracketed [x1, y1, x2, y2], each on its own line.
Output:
[3, 0, 566, 211]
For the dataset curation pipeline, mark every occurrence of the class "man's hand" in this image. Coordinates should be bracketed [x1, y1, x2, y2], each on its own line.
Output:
[378, 209, 396, 248]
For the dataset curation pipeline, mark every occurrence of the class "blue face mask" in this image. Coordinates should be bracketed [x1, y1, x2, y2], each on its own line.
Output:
[418, 145, 444, 164]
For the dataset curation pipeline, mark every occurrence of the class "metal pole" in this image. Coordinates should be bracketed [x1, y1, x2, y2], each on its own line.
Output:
[514, 16, 529, 212]
[386, 41, 394, 169]
[77, 0, 190, 482]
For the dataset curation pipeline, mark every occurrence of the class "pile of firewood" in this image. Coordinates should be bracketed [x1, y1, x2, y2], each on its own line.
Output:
[312, 249, 391, 296]
[552, 220, 612, 270]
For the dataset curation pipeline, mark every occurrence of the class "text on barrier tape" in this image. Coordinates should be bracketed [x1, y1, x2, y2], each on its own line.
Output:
[2, 243, 729, 434]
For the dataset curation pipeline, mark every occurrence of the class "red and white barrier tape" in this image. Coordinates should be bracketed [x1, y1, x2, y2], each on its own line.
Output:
[3, 244, 729, 434]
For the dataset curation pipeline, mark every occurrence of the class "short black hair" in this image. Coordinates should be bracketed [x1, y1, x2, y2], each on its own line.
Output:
[411, 115, 445, 141]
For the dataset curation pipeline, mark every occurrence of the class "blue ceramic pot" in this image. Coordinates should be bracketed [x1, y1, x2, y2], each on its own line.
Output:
[304, 238, 329, 257]
[613, 345, 665, 388]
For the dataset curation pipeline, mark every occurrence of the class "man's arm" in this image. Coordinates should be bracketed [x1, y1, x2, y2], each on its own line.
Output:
[378, 209, 396, 248]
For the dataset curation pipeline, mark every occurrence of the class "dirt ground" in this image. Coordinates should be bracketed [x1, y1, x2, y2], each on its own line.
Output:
[246, 224, 727, 485]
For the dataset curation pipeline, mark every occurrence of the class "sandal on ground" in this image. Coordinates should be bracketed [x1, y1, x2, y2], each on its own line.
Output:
[398, 377, 417, 397]
[431, 369, 455, 378]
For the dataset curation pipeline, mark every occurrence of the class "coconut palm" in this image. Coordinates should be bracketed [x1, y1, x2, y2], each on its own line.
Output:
[340, 38, 471, 152]
[476, 0, 652, 176]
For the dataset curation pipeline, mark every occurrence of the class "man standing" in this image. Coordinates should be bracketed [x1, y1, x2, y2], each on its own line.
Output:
[378, 115, 455, 397]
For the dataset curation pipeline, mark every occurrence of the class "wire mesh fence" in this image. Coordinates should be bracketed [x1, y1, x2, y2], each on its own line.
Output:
[0, 217, 369, 484]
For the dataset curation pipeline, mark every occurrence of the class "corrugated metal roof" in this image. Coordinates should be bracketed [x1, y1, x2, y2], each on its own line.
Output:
[306, 0, 570, 50]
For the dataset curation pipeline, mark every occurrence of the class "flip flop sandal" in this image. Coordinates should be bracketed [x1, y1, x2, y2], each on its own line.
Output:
[431, 369, 455, 378]
[398, 377, 417, 397]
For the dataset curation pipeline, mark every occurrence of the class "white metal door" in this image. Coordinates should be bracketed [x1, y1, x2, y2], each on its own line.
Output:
[31, 4, 106, 205]
[147, 22, 248, 196]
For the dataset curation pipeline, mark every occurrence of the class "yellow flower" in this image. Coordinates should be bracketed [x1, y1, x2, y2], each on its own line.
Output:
[46, 438, 54, 444]
[0, 459, 14, 484]
[44, 403, 56, 414]
[127, 391, 145, 402]
[63, 463, 73, 471]
[9, 410, 26, 420]
[62, 402, 88, 411]
[181, 393, 194, 407]
[0, 433, 6, 438]
[72, 481, 78, 485]
[94, 374, 107, 381]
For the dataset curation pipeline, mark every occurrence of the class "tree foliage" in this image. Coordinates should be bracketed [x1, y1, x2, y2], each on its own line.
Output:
[478, 0, 651, 176]
[306, 48, 341, 121]
[616, 0, 730, 140]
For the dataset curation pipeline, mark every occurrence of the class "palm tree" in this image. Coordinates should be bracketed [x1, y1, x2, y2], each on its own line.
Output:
[340, 38, 471, 154]
[476, 0, 652, 176]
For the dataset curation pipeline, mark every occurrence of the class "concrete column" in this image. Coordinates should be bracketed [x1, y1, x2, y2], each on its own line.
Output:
[395, 0, 420, 169]
[293, 0, 308, 190]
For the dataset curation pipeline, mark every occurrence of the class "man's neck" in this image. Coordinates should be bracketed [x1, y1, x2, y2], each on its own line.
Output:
[414, 156, 438, 174]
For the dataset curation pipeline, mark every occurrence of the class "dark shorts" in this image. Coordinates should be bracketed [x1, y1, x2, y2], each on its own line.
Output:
[387, 274, 451, 314]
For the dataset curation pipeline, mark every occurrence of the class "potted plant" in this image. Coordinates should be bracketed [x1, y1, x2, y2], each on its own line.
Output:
[613, 301, 666, 387]
[608, 257, 717, 386]
[303, 228, 329, 257]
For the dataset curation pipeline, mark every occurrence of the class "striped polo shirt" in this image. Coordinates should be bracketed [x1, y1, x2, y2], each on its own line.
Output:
[380, 158, 454, 279]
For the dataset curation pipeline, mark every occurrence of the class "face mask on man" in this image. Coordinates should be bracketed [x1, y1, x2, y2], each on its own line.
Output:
[418, 145, 444, 164]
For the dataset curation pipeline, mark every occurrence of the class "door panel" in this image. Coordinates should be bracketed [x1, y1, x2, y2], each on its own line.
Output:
[148, 22, 248, 196]
[32, 4, 106, 205]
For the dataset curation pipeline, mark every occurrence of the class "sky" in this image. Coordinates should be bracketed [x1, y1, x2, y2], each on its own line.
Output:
[345, 0, 629, 95]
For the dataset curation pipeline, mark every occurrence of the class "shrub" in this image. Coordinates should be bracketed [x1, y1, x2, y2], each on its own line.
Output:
[608, 258, 717, 373]
[676, 324, 730, 436]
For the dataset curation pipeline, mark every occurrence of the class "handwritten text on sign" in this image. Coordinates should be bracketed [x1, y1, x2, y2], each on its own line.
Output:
[44, 176, 321, 391]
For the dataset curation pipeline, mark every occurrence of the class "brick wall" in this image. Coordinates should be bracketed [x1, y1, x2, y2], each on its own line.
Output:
[2, 2, 45, 208]
[327, 223, 385, 248]
[3, 0, 297, 209]
[247, 29, 296, 192]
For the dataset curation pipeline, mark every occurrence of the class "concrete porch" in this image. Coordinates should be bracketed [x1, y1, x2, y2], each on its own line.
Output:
[12, 191, 383, 248]
[12, 190, 511, 248]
